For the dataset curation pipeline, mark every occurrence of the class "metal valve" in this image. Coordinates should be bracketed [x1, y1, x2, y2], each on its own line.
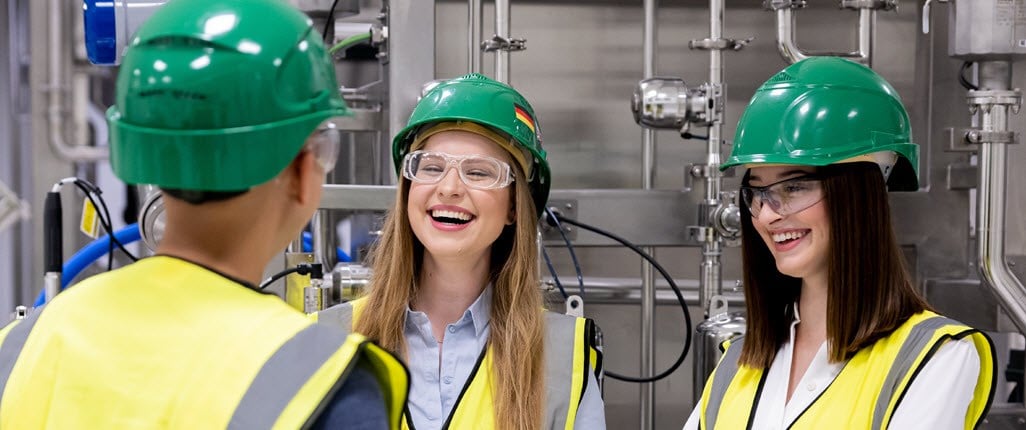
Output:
[632, 78, 710, 131]
[713, 192, 742, 246]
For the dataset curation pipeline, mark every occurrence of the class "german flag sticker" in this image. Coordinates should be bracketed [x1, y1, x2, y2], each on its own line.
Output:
[514, 104, 535, 133]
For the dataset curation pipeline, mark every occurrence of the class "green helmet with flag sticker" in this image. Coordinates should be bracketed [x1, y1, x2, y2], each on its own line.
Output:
[107, 0, 349, 192]
[392, 73, 551, 215]
[723, 57, 919, 191]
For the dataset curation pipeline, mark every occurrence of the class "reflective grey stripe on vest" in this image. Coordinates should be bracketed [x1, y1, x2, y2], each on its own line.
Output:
[0, 310, 44, 400]
[543, 312, 580, 430]
[228, 323, 352, 429]
[318, 302, 354, 335]
[870, 316, 964, 430]
[704, 336, 745, 430]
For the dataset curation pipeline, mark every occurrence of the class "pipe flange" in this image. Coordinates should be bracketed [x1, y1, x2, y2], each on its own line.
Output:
[482, 35, 526, 52]
[966, 89, 1023, 109]
[689, 37, 754, 52]
[840, 0, 897, 10]
[763, 0, 806, 10]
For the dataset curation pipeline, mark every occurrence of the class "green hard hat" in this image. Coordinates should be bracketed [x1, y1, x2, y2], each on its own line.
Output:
[107, 0, 349, 191]
[723, 57, 919, 191]
[393, 73, 551, 215]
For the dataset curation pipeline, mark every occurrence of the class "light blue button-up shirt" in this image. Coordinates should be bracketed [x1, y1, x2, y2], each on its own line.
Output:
[404, 285, 606, 429]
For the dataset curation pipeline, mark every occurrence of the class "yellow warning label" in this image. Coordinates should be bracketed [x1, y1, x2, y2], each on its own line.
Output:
[80, 198, 99, 238]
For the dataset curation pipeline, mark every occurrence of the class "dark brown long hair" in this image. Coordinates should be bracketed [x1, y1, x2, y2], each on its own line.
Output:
[738, 162, 932, 368]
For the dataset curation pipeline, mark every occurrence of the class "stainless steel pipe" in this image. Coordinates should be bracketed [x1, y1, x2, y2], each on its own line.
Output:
[494, 0, 510, 83]
[47, 0, 107, 162]
[699, 0, 725, 315]
[640, 0, 658, 427]
[468, 0, 482, 73]
[774, 7, 875, 65]
[312, 210, 334, 268]
[975, 61, 1026, 335]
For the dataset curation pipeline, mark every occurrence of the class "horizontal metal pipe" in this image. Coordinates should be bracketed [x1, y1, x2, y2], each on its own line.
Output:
[541, 276, 742, 306]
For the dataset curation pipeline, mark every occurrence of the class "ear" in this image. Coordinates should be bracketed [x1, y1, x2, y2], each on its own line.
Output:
[506, 189, 516, 225]
[289, 150, 322, 206]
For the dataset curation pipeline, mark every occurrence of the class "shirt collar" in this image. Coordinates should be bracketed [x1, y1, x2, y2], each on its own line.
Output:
[404, 283, 493, 337]
[466, 284, 493, 337]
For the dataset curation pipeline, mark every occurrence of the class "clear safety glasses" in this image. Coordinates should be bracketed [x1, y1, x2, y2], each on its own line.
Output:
[402, 150, 514, 190]
[740, 175, 825, 218]
[304, 123, 341, 173]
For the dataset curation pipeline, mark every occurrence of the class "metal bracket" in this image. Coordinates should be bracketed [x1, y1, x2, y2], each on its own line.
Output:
[689, 37, 755, 52]
[542, 199, 578, 241]
[688, 163, 715, 180]
[0, 180, 29, 235]
[688, 225, 715, 244]
[946, 163, 978, 190]
[764, 0, 806, 10]
[966, 129, 1018, 145]
[944, 127, 978, 152]
[679, 83, 725, 130]
[370, 23, 388, 46]
[482, 35, 526, 52]
[840, 0, 897, 11]
[565, 295, 584, 318]
[703, 83, 725, 125]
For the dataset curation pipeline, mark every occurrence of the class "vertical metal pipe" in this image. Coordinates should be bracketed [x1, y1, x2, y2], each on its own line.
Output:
[47, 0, 106, 161]
[494, 0, 510, 83]
[775, 8, 806, 64]
[699, 0, 724, 316]
[468, 0, 482, 73]
[975, 61, 1026, 335]
[640, 0, 657, 428]
[288, 235, 304, 253]
[858, 8, 874, 67]
[312, 210, 335, 269]
[695, 0, 728, 407]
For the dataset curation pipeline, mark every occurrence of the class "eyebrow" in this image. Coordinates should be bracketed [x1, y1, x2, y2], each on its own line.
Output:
[748, 169, 813, 183]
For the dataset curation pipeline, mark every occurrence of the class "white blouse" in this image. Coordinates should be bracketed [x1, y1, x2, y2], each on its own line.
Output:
[683, 309, 981, 430]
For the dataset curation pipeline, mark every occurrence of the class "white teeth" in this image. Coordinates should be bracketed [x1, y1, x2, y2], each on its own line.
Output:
[432, 209, 472, 221]
[772, 230, 807, 243]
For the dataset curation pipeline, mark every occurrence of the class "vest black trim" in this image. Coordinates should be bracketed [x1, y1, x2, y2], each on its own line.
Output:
[439, 346, 489, 429]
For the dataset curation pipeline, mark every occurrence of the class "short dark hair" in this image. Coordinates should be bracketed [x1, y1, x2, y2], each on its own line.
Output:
[738, 162, 931, 368]
[160, 188, 247, 205]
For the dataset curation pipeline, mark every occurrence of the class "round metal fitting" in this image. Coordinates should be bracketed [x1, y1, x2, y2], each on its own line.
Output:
[138, 191, 166, 252]
[966, 89, 1023, 108]
[632, 78, 694, 129]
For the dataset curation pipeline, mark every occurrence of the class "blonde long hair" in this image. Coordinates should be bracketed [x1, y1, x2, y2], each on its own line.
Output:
[354, 162, 545, 430]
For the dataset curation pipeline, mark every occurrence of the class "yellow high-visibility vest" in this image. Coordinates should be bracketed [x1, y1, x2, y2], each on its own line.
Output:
[318, 298, 601, 429]
[698, 311, 996, 430]
[0, 256, 409, 429]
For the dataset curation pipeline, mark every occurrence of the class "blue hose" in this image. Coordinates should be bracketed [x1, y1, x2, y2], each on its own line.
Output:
[301, 231, 352, 263]
[33, 223, 141, 307]
[32, 226, 350, 307]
